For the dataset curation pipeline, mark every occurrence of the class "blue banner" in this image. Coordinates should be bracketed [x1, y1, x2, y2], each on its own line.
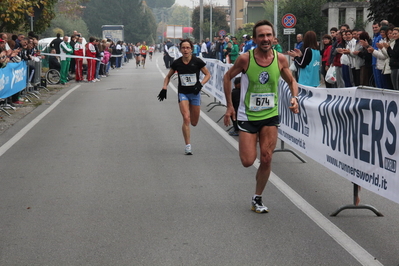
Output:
[0, 61, 28, 99]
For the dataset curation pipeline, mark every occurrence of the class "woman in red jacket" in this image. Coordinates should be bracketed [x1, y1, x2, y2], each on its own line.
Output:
[321, 34, 333, 88]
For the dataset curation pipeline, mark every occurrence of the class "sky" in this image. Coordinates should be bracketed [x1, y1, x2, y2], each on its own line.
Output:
[174, 0, 228, 7]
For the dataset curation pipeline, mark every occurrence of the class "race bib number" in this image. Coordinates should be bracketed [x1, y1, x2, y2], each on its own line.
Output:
[179, 74, 197, 86]
[249, 93, 275, 111]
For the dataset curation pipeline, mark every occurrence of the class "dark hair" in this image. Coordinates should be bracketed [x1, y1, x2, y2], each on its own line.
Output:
[303, 31, 318, 50]
[345, 30, 353, 34]
[340, 24, 350, 30]
[179, 38, 193, 50]
[330, 27, 338, 32]
[89, 36, 95, 42]
[234, 77, 241, 84]
[373, 21, 380, 26]
[322, 34, 332, 45]
[252, 20, 275, 38]
[358, 31, 371, 43]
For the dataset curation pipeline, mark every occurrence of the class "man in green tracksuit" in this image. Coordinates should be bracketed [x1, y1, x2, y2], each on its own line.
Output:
[59, 35, 73, 85]
[223, 20, 300, 214]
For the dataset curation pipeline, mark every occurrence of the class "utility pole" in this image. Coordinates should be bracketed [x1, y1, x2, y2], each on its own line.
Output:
[200, 0, 203, 41]
[210, 0, 212, 40]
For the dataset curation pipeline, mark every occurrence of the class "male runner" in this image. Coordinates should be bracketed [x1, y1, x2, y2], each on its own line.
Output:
[149, 44, 155, 61]
[139, 41, 149, 68]
[223, 20, 299, 213]
[158, 39, 211, 155]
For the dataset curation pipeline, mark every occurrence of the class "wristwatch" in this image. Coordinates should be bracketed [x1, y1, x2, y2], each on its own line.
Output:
[292, 96, 299, 101]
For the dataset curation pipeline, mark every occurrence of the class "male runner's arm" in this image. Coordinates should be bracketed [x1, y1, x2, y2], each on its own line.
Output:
[278, 53, 299, 114]
[223, 53, 249, 126]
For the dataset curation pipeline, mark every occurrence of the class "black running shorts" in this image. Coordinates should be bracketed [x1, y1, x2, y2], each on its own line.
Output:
[238, 116, 280, 134]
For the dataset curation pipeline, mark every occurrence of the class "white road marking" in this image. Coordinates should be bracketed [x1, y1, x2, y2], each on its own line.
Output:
[0, 85, 81, 158]
[156, 58, 383, 266]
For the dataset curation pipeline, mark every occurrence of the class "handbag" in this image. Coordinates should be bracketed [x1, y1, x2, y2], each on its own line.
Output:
[340, 54, 350, 65]
[325, 66, 336, 84]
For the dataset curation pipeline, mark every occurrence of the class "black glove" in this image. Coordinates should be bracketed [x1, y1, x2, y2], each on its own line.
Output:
[157, 89, 167, 101]
[193, 82, 203, 95]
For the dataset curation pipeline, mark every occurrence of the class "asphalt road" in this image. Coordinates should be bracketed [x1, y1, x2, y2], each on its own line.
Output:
[0, 54, 398, 265]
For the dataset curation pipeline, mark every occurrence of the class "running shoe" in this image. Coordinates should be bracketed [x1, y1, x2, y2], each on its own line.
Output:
[185, 144, 192, 155]
[251, 196, 269, 213]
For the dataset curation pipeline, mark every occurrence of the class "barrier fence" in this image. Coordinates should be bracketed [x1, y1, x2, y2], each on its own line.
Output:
[202, 58, 398, 208]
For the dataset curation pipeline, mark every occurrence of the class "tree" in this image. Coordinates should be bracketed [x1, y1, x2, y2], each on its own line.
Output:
[278, 0, 328, 50]
[168, 5, 192, 26]
[192, 5, 229, 41]
[145, 0, 175, 8]
[41, 14, 90, 38]
[0, 0, 57, 33]
[83, 0, 157, 43]
[367, 0, 399, 26]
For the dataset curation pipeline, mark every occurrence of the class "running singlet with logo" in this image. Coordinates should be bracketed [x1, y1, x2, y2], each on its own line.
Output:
[171, 56, 206, 94]
[237, 49, 280, 121]
[139, 45, 148, 55]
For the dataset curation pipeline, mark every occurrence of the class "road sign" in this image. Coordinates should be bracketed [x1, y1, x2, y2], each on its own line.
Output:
[282, 13, 297, 28]
[283, 28, 296, 35]
[218, 30, 226, 37]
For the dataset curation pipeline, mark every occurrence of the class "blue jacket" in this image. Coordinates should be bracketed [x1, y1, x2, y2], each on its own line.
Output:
[372, 32, 382, 66]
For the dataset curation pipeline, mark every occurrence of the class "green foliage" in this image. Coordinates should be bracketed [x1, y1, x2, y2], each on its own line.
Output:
[0, 0, 57, 33]
[367, 0, 399, 26]
[278, 0, 328, 50]
[168, 5, 192, 26]
[236, 23, 255, 39]
[83, 0, 157, 43]
[192, 5, 229, 41]
[145, 0, 175, 8]
[41, 14, 89, 38]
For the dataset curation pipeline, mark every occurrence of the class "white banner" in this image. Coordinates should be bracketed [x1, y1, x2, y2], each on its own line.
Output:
[201, 58, 235, 106]
[278, 80, 399, 204]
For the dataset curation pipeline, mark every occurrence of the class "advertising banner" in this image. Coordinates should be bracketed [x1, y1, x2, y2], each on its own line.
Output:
[278, 80, 399, 204]
[0, 61, 28, 99]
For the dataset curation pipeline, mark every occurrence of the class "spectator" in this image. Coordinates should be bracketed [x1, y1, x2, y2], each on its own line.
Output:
[69, 34, 77, 75]
[86, 36, 97, 82]
[228, 77, 241, 136]
[358, 31, 373, 86]
[49, 33, 62, 54]
[229, 37, 240, 64]
[201, 39, 208, 58]
[243, 35, 254, 53]
[387, 27, 399, 90]
[371, 21, 383, 88]
[164, 39, 173, 68]
[48, 48, 60, 72]
[272, 37, 282, 53]
[368, 26, 392, 89]
[59, 35, 73, 85]
[295, 34, 303, 51]
[349, 29, 365, 86]
[330, 31, 346, 88]
[320, 34, 333, 88]
[74, 36, 85, 82]
[288, 31, 321, 87]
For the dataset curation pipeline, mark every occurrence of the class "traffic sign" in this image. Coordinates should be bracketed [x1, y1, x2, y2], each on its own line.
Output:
[283, 28, 296, 35]
[218, 30, 226, 37]
[282, 13, 297, 28]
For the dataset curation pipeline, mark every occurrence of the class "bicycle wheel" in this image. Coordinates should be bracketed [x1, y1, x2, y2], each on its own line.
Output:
[46, 69, 61, 85]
